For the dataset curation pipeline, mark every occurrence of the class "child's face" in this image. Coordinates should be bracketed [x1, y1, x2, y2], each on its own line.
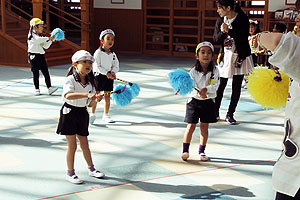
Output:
[197, 46, 213, 65]
[101, 33, 115, 49]
[74, 60, 93, 75]
[272, 25, 279, 32]
[34, 24, 44, 34]
[249, 24, 256, 35]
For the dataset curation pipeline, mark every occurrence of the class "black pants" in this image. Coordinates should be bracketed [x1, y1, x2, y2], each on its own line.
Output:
[215, 75, 244, 116]
[28, 53, 51, 89]
[276, 188, 300, 200]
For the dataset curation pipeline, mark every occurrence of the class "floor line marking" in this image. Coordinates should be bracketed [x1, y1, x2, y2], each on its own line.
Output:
[38, 159, 277, 200]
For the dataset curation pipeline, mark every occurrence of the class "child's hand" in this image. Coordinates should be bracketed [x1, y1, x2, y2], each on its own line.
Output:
[111, 72, 116, 80]
[49, 32, 58, 41]
[106, 72, 112, 79]
[95, 93, 103, 102]
[199, 88, 207, 99]
[87, 93, 96, 101]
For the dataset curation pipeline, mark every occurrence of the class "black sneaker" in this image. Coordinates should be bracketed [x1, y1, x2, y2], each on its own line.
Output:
[225, 114, 237, 125]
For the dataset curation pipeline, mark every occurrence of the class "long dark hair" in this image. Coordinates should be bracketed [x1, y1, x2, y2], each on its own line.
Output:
[28, 26, 34, 40]
[194, 60, 215, 74]
[216, 0, 242, 13]
[250, 21, 261, 34]
[66, 65, 97, 88]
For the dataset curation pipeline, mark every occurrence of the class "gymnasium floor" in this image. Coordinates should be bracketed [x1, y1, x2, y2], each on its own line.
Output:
[0, 54, 284, 200]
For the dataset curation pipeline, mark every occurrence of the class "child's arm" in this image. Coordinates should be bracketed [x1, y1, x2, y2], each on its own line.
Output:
[111, 53, 120, 75]
[32, 34, 53, 49]
[65, 93, 96, 100]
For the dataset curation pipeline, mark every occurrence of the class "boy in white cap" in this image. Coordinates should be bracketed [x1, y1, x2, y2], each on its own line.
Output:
[181, 41, 220, 162]
[27, 17, 58, 96]
[90, 29, 119, 124]
[56, 50, 105, 184]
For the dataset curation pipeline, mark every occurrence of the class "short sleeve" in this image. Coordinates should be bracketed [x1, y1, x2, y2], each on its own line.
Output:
[269, 32, 300, 82]
[62, 76, 75, 98]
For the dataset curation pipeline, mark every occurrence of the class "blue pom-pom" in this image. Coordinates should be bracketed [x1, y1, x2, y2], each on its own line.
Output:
[51, 28, 65, 41]
[130, 83, 140, 98]
[168, 69, 194, 96]
[112, 84, 133, 106]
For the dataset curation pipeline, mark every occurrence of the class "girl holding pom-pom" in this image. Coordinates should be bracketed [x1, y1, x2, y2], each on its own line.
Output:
[56, 50, 105, 184]
[27, 18, 58, 96]
[182, 42, 220, 162]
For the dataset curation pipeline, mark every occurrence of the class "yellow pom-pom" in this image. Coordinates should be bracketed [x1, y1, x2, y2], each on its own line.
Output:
[247, 67, 289, 109]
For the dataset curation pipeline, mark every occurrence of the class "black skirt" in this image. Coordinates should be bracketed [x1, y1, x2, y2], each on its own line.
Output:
[56, 103, 90, 136]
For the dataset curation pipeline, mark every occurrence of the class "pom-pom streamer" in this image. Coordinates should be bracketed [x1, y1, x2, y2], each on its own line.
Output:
[168, 69, 195, 96]
[116, 78, 140, 98]
[112, 84, 133, 106]
[51, 28, 65, 41]
[247, 67, 289, 109]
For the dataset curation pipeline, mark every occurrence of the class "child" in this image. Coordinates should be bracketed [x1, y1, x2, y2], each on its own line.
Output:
[272, 22, 287, 33]
[56, 50, 105, 184]
[27, 18, 58, 96]
[181, 42, 220, 161]
[90, 29, 119, 124]
[248, 19, 261, 66]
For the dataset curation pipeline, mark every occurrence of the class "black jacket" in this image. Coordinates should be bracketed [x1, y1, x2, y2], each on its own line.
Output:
[213, 11, 251, 61]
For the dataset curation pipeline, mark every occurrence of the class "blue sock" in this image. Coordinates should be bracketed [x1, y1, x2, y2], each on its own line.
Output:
[183, 143, 190, 153]
[199, 145, 206, 154]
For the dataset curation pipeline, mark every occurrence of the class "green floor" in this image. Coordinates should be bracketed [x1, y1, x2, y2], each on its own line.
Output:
[0, 54, 284, 200]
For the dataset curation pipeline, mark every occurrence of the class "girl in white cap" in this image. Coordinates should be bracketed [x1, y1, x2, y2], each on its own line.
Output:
[90, 29, 119, 124]
[27, 18, 58, 96]
[56, 50, 105, 184]
[181, 42, 220, 162]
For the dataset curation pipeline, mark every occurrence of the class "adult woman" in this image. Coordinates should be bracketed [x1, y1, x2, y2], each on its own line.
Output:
[213, 0, 253, 124]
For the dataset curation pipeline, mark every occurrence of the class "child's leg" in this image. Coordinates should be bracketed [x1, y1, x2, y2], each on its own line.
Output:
[40, 67, 51, 88]
[90, 91, 102, 114]
[199, 122, 209, 161]
[65, 135, 77, 172]
[32, 70, 40, 89]
[103, 93, 111, 115]
[181, 123, 196, 161]
[76, 135, 93, 167]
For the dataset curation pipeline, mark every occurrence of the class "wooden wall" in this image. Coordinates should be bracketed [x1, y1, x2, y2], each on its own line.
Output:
[0, 33, 29, 67]
[91, 8, 143, 54]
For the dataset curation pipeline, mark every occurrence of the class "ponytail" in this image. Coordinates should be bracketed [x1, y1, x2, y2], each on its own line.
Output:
[66, 65, 74, 76]
[28, 26, 34, 40]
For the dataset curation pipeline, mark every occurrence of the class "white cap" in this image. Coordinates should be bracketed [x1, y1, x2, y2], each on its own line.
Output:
[71, 50, 95, 63]
[195, 41, 214, 53]
[99, 29, 115, 39]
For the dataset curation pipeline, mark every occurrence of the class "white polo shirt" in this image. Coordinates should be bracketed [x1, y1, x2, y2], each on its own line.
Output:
[27, 32, 52, 54]
[92, 47, 119, 76]
[62, 73, 95, 107]
[187, 66, 220, 100]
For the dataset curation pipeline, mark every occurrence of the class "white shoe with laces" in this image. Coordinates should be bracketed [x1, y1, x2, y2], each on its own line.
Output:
[89, 170, 105, 178]
[48, 86, 58, 95]
[35, 89, 40, 96]
[102, 114, 114, 123]
[66, 174, 83, 184]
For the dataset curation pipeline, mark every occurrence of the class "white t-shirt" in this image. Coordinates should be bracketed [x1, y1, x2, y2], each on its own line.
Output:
[269, 31, 300, 197]
[187, 66, 220, 100]
[92, 48, 119, 76]
[62, 74, 95, 107]
[27, 32, 52, 54]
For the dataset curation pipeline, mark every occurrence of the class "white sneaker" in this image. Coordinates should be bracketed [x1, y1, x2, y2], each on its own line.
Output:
[66, 174, 83, 184]
[35, 89, 40, 96]
[102, 114, 114, 123]
[199, 153, 209, 161]
[90, 114, 96, 124]
[48, 86, 58, 95]
[89, 170, 105, 178]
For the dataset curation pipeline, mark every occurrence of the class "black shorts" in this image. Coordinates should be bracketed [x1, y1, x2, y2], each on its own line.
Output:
[56, 103, 89, 136]
[95, 74, 114, 91]
[184, 98, 217, 124]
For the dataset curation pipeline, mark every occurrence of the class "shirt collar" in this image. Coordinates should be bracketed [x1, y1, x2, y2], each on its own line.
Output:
[100, 46, 114, 53]
[73, 69, 89, 84]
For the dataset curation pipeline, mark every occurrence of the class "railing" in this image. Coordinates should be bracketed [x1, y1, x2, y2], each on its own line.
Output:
[1, 0, 90, 50]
